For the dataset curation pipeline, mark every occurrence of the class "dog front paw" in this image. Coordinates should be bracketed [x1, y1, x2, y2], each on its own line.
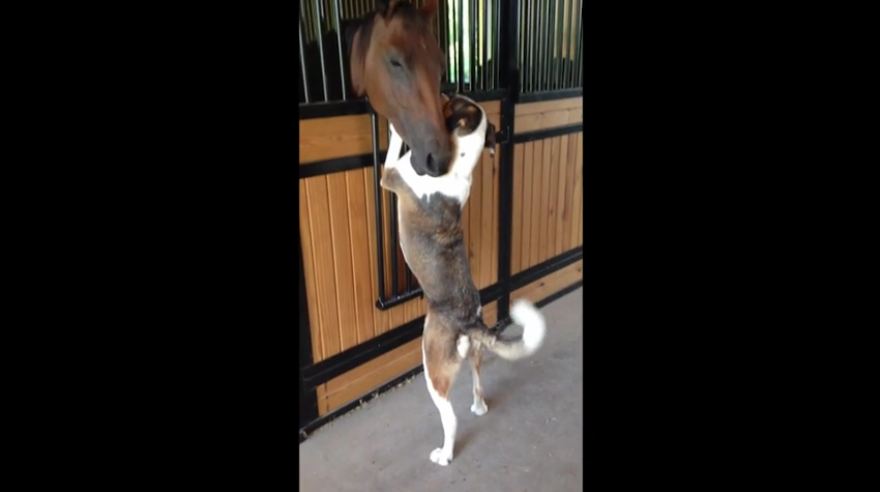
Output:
[470, 400, 488, 416]
[429, 447, 452, 466]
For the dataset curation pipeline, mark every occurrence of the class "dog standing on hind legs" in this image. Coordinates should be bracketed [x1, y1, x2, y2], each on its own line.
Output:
[380, 95, 547, 466]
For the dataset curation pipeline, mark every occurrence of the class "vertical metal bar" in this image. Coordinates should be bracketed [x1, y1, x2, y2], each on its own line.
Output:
[518, 1, 524, 92]
[575, 0, 582, 87]
[390, 193, 399, 295]
[494, 0, 501, 89]
[559, 0, 572, 88]
[371, 111, 386, 303]
[543, 0, 551, 91]
[312, 0, 329, 101]
[497, 0, 519, 323]
[471, 0, 477, 92]
[564, 0, 573, 88]
[576, 21, 583, 86]
[554, 0, 563, 90]
[458, 0, 464, 93]
[483, 0, 489, 91]
[299, 18, 311, 103]
[333, 0, 347, 100]
[527, 0, 534, 92]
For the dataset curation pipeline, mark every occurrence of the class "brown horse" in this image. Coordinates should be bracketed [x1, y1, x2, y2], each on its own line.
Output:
[347, 0, 451, 177]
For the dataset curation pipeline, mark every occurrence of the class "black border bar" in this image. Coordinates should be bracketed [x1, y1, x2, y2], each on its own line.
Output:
[301, 246, 582, 391]
[513, 123, 583, 143]
[299, 278, 584, 442]
[517, 88, 583, 102]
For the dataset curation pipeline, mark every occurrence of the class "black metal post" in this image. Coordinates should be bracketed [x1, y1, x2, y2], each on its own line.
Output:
[299, 17, 310, 103]
[371, 111, 386, 302]
[333, 0, 347, 100]
[497, 0, 519, 322]
[312, 0, 329, 101]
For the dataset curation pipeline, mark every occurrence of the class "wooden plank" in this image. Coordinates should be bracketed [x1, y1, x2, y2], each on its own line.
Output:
[520, 142, 533, 272]
[511, 144, 524, 274]
[345, 170, 376, 344]
[555, 135, 570, 256]
[515, 97, 582, 116]
[514, 108, 582, 134]
[490, 146, 500, 284]
[570, 133, 583, 249]
[300, 180, 324, 362]
[316, 384, 329, 416]
[468, 151, 482, 286]
[511, 259, 584, 305]
[324, 337, 422, 395]
[482, 301, 498, 327]
[561, 134, 577, 249]
[529, 140, 543, 268]
[539, 137, 553, 263]
[300, 115, 390, 164]
[363, 168, 389, 336]
[305, 176, 341, 358]
[480, 149, 493, 288]
[323, 338, 423, 411]
[547, 137, 561, 258]
[327, 173, 358, 352]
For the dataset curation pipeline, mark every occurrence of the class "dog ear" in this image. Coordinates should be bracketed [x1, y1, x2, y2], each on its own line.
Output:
[484, 122, 497, 156]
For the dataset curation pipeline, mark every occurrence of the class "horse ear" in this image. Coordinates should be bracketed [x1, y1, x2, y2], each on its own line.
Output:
[347, 17, 374, 96]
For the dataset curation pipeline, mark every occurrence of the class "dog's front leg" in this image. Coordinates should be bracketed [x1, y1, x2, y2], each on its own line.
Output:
[383, 123, 404, 169]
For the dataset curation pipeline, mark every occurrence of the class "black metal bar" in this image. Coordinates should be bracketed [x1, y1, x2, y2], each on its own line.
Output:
[534, 279, 583, 308]
[300, 363, 426, 442]
[554, 0, 564, 90]
[513, 123, 583, 143]
[457, 0, 464, 93]
[574, 0, 582, 88]
[376, 288, 423, 310]
[299, 277, 583, 437]
[483, 0, 488, 91]
[496, 0, 519, 321]
[302, 313, 425, 389]
[494, 0, 501, 89]
[299, 17, 310, 103]
[389, 194, 399, 296]
[312, 0, 329, 101]
[298, 99, 369, 119]
[371, 111, 386, 302]
[565, 0, 574, 88]
[516, 88, 583, 102]
[333, 0, 347, 100]
[509, 246, 583, 289]
[302, 244, 581, 391]
[298, 219, 319, 428]
[471, 0, 477, 92]
[576, 13, 583, 87]
[527, 0, 534, 93]
[298, 151, 388, 179]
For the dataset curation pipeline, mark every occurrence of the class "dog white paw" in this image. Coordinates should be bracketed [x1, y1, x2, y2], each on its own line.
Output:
[470, 400, 488, 416]
[429, 448, 452, 466]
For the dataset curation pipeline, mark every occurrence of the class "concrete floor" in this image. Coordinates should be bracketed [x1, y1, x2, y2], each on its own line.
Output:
[299, 288, 583, 491]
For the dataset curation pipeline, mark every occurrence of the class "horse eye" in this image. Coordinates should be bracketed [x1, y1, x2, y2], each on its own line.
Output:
[390, 59, 403, 68]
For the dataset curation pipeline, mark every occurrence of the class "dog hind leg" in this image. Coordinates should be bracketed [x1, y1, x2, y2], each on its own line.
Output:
[469, 347, 488, 416]
[424, 355, 462, 466]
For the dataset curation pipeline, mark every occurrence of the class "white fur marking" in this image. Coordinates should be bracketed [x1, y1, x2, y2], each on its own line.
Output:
[422, 317, 456, 466]
[456, 335, 470, 358]
[510, 299, 546, 352]
[385, 98, 488, 207]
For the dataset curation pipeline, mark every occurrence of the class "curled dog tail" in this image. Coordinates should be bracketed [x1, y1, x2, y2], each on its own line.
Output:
[466, 300, 546, 360]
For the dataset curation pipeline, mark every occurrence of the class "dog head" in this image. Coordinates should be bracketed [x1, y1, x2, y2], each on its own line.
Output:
[441, 94, 497, 178]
